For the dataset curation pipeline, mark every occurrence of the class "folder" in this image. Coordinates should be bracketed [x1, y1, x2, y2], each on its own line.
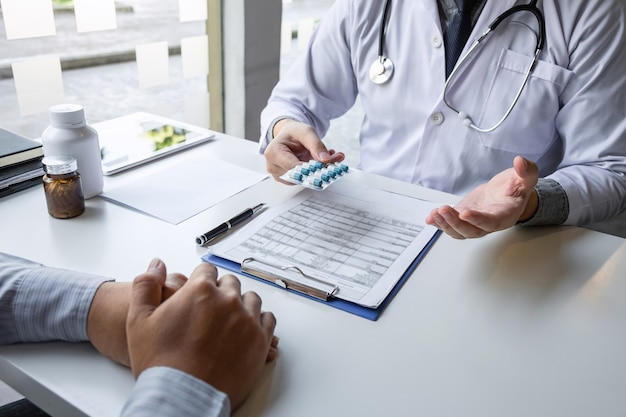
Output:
[202, 232, 440, 321]
[202, 182, 444, 321]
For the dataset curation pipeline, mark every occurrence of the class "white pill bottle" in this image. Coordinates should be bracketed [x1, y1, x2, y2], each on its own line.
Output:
[41, 104, 104, 199]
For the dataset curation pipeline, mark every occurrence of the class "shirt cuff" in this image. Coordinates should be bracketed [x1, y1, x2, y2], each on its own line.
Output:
[3, 253, 109, 343]
[517, 178, 569, 226]
[259, 116, 291, 154]
[121, 367, 230, 417]
[268, 117, 289, 140]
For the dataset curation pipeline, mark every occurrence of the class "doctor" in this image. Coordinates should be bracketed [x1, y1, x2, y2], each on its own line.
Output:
[260, 0, 626, 239]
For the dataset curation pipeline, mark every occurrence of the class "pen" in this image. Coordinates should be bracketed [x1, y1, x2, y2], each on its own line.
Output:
[195, 203, 266, 245]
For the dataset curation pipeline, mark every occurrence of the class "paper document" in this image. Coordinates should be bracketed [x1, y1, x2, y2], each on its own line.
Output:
[101, 154, 268, 224]
[209, 182, 442, 308]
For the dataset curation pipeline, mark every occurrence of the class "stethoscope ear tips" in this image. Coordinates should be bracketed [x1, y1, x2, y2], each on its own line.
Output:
[369, 56, 394, 84]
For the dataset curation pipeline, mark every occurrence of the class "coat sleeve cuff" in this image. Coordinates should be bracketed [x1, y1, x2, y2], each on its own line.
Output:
[517, 178, 569, 226]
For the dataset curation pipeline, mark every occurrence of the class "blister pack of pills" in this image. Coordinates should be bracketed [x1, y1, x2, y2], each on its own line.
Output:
[280, 160, 350, 190]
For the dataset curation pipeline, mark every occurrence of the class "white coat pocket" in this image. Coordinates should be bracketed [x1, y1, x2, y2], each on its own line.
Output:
[473, 48, 574, 155]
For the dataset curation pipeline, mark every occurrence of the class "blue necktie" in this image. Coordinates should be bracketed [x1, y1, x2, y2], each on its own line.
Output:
[444, 0, 477, 78]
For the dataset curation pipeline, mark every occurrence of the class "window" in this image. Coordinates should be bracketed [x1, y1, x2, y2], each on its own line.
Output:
[0, 0, 213, 140]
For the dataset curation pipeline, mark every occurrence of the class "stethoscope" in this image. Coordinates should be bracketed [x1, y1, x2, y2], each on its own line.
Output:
[368, 0, 395, 84]
[369, 0, 546, 133]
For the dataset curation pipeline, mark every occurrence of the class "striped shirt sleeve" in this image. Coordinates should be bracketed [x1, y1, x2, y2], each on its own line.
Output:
[1, 252, 230, 417]
[0, 252, 108, 344]
[121, 367, 230, 417]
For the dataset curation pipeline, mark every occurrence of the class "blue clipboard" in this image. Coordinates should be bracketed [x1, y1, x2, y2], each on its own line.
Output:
[201, 230, 441, 321]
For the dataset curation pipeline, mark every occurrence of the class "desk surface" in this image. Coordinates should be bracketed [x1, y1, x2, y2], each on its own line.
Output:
[1, 134, 626, 417]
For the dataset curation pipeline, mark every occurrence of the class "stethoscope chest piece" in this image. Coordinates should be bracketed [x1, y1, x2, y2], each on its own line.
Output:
[369, 56, 394, 84]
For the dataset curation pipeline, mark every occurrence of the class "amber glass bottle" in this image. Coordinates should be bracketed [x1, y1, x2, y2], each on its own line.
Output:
[42, 155, 85, 219]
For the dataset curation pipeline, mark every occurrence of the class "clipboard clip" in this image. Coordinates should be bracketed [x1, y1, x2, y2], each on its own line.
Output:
[241, 257, 339, 301]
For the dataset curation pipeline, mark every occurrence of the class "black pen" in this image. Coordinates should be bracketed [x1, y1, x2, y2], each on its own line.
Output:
[195, 203, 266, 245]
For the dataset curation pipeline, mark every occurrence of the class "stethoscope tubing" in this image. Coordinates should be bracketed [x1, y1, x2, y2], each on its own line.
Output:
[370, 0, 394, 84]
[370, 0, 546, 132]
[443, 6, 544, 133]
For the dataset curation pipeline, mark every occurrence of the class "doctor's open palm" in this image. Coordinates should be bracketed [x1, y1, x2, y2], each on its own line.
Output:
[426, 156, 539, 239]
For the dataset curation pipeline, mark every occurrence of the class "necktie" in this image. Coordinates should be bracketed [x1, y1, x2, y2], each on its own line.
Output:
[444, 0, 477, 78]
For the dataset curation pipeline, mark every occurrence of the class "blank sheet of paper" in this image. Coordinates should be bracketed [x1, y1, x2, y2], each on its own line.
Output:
[181, 35, 209, 79]
[74, 0, 117, 32]
[281, 22, 292, 54]
[179, 0, 208, 22]
[184, 93, 211, 128]
[136, 42, 169, 89]
[12, 57, 64, 116]
[101, 154, 269, 224]
[0, 0, 56, 40]
[297, 19, 314, 51]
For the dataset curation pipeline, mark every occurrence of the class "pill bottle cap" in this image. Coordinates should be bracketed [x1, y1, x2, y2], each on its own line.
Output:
[42, 155, 78, 175]
[48, 104, 86, 128]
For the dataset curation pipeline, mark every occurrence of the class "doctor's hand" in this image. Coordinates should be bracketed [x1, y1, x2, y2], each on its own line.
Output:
[264, 118, 345, 183]
[426, 156, 539, 239]
[127, 259, 278, 411]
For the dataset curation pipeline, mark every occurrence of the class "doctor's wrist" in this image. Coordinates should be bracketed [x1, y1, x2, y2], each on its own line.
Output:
[518, 189, 539, 223]
[269, 117, 291, 140]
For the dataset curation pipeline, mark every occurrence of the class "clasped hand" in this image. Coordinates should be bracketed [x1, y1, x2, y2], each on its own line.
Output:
[88, 260, 278, 410]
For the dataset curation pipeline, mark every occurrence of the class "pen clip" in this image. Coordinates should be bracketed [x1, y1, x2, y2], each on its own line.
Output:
[241, 257, 339, 301]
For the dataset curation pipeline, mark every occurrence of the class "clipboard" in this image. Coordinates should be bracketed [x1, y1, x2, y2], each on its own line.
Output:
[202, 230, 440, 321]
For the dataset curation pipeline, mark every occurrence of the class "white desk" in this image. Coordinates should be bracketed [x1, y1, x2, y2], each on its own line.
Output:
[1, 134, 626, 417]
